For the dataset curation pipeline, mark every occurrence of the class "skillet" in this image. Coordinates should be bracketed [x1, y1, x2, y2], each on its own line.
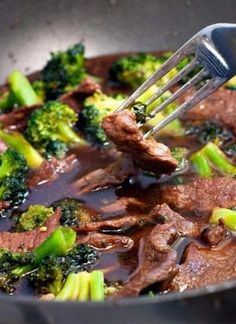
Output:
[1, 0, 236, 323]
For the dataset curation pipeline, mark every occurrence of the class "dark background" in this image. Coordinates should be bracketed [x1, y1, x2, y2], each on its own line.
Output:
[1, 0, 236, 83]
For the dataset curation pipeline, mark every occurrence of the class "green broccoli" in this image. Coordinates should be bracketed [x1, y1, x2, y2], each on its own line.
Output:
[0, 248, 33, 293]
[12, 226, 77, 278]
[16, 204, 54, 231]
[42, 43, 87, 100]
[185, 121, 233, 144]
[225, 76, 236, 90]
[25, 101, 86, 157]
[31, 80, 46, 102]
[0, 148, 28, 206]
[44, 140, 68, 159]
[109, 52, 177, 89]
[52, 198, 97, 227]
[0, 128, 44, 169]
[8, 70, 42, 106]
[55, 270, 104, 302]
[0, 90, 16, 112]
[81, 91, 125, 144]
[29, 244, 98, 295]
[209, 207, 236, 230]
[0, 226, 76, 293]
[140, 88, 184, 136]
[190, 142, 236, 177]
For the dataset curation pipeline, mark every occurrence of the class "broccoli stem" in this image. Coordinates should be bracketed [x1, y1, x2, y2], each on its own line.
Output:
[48, 269, 63, 295]
[57, 122, 86, 145]
[34, 227, 76, 264]
[209, 207, 236, 230]
[90, 270, 104, 301]
[0, 129, 44, 169]
[8, 70, 42, 106]
[11, 264, 33, 277]
[55, 273, 80, 301]
[190, 151, 213, 177]
[12, 227, 76, 277]
[202, 142, 236, 176]
[77, 272, 91, 301]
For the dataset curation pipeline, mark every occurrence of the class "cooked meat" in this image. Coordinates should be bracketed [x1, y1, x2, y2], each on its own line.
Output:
[149, 203, 206, 236]
[0, 105, 41, 131]
[161, 177, 236, 218]
[201, 222, 228, 246]
[110, 223, 178, 298]
[76, 215, 143, 233]
[27, 155, 77, 188]
[73, 155, 137, 194]
[60, 78, 101, 112]
[102, 109, 178, 175]
[0, 201, 10, 210]
[0, 209, 61, 252]
[181, 87, 236, 134]
[169, 239, 236, 292]
[111, 204, 207, 298]
[100, 197, 145, 216]
[77, 232, 134, 251]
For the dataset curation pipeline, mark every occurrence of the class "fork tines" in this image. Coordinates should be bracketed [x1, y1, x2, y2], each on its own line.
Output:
[115, 45, 225, 137]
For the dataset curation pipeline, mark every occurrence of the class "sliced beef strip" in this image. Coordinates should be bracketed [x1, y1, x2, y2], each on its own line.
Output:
[60, 78, 101, 112]
[102, 109, 178, 175]
[27, 155, 77, 188]
[73, 155, 137, 194]
[77, 232, 134, 251]
[111, 204, 207, 298]
[111, 203, 227, 298]
[0, 209, 61, 252]
[161, 177, 236, 218]
[180, 87, 236, 135]
[100, 197, 145, 216]
[75, 215, 145, 233]
[0, 105, 41, 131]
[201, 222, 228, 246]
[169, 238, 236, 292]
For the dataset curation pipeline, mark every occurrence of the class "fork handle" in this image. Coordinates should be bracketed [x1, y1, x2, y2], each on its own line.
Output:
[207, 24, 236, 78]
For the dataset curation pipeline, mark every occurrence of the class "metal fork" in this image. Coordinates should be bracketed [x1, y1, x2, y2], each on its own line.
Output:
[116, 23, 236, 137]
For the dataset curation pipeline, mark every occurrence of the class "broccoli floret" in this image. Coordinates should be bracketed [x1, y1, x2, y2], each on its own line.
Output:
[29, 244, 98, 295]
[0, 249, 33, 293]
[171, 147, 189, 171]
[0, 90, 16, 112]
[185, 121, 233, 144]
[109, 53, 177, 89]
[224, 143, 236, 157]
[52, 198, 96, 227]
[81, 91, 125, 144]
[0, 128, 44, 169]
[16, 204, 54, 231]
[44, 140, 68, 159]
[0, 148, 28, 205]
[42, 43, 87, 100]
[13, 226, 77, 278]
[25, 101, 86, 157]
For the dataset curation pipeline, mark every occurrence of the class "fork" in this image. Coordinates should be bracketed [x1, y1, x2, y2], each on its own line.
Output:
[116, 23, 236, 137]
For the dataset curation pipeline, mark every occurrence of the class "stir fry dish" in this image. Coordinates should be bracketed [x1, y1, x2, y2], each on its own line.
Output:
[0, 43, 236, 302]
